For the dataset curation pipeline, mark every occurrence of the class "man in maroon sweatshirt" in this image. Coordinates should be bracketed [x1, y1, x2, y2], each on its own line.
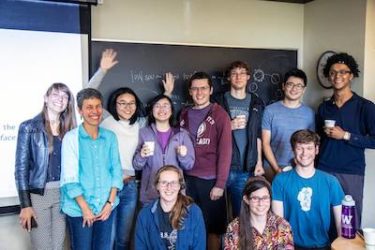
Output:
[180, 71, 232, 250]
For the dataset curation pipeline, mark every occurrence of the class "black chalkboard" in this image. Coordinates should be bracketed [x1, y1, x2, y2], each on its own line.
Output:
[91, 41, 297, 107]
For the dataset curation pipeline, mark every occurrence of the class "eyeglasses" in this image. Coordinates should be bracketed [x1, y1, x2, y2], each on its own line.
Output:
[117, 102, 136, 108]
[230, 72, 248, 77]
[329, 70, 351, 77]
[249, 195, 270, 203]
[158, 180, 180, 188]
[190, 86, 210, 92]
[153, 103, 171, 110]
[284, 82, 305, 90]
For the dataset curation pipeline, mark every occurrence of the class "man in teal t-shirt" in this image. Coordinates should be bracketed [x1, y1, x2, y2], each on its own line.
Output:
[272, 130, 344, 249]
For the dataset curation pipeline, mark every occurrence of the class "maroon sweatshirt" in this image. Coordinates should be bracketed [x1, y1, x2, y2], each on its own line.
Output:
[180, 103, 232, 189]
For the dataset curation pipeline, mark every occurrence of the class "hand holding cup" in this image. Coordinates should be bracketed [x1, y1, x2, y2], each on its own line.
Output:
[141, 141, 155, 157]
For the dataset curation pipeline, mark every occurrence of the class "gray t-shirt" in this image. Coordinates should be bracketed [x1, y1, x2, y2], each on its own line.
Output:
[225, 92, 251, 170]
[262, 101, 315, 167]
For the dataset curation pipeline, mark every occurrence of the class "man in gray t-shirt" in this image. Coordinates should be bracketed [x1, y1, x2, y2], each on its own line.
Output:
[262, 69, 315, 180]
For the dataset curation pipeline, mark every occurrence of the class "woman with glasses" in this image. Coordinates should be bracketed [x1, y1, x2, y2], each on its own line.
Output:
[133, 94, 195, 205]
[135, 165, 205, 249]
[15, 83, 76, 250]
[224, 176, 294, 250]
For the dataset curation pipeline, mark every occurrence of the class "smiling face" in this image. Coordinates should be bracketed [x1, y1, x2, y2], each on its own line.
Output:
[44, 88, 69, 116]
[156, 170, 181, 204]
[189, 79, 213, 109]
[244, 187, 271, 217]
[293, 142, 318, 168]
[329, 63, 353, 91]
[116, 93, 136, 121]
[228, 67, 250, 91]
[282, 76, 306, 102]
[79, 97, 103, 129]
[152, 98, 172, 123]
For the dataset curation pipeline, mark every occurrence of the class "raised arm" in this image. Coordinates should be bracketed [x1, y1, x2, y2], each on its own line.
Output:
[85, 49, 118, 89]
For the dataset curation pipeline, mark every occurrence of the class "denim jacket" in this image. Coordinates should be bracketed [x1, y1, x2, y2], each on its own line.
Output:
[135, 199, 206, 249]
[14, 114, 49, 208]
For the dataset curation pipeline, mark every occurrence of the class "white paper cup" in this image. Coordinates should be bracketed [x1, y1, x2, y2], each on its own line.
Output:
[324, 119, 336, 128]
[282, 166, 293, 172]
[363, 228, 375, 246]
[144, 141, 155, 156]
[236, 115, 247, 129]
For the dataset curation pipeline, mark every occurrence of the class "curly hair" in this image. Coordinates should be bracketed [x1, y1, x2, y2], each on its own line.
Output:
[323, 52, 360, 78]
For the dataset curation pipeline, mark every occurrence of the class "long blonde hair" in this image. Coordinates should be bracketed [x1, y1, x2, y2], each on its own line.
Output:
[154, 165, 193, 230]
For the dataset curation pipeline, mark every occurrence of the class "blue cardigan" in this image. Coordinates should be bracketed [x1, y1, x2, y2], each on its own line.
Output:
[135, 199, 206, 249]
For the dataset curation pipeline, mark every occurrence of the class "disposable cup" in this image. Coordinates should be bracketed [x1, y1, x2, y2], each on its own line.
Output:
[364, 228, 375, 246]
[144, 141, 155, 156]
[324, 120, 336, 128]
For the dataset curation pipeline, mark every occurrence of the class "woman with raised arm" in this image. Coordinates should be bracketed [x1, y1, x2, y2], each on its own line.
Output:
[224, 177, 294, 250]
[135, 165, 206, 249]
[15, 83, 76, 250]
[87, 49, 175, 249]
[133, 94, 195, 205]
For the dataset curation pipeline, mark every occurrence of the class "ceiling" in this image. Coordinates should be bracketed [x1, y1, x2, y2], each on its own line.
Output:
[262, 0, 315, 4]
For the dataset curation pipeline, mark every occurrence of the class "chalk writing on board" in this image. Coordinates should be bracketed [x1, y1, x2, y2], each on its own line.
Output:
[91, 41, 297, 107]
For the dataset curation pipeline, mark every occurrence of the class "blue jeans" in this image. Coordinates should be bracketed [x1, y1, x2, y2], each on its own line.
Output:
[67, 211, 115, 250]
[112, 179, 138, 250]
[227, 169, 252, 218]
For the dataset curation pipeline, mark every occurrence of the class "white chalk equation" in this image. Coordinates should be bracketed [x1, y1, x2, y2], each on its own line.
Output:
[128, 69, 283, 104]
[130, 70, 195, 84]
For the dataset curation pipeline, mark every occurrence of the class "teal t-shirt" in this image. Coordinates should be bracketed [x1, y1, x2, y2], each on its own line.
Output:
[272, 169, 344, 248]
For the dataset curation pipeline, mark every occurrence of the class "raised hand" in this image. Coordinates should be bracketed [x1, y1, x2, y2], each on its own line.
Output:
[163, 72, 175, 96]
[100, 49, 118, 72]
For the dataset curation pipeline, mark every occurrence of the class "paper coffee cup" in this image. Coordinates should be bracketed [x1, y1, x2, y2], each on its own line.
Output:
[236, 115, 247, 129]
[324, 120, 336, 128]
[144, 141, 155, 156]
[282, 166, 293, 172]
[363, 228, 375, 246]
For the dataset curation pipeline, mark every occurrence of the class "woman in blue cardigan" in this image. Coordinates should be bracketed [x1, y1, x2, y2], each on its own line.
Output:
[135, 165, 206, 249]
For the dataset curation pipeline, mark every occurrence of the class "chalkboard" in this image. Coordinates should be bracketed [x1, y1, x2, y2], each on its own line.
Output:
[91, 41, 297, 108]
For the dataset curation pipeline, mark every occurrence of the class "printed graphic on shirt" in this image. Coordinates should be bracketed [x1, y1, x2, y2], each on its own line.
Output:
[197, 123, 206, 138]
[297, 187, 313, 212]
[196, 117, 214, 145]
[228, 106, 249, 120]
[160, 229, 177, 250]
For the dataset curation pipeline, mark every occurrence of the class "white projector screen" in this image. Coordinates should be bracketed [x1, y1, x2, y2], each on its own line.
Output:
[0, 28, 88, 207]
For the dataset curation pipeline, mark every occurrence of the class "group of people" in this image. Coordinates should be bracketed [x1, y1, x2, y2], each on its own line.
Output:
[14, 49, 375, 250]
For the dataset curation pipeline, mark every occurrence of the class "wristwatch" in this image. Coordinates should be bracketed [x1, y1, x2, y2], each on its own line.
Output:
[343, 131, 351, 141]
[106, 200, 114, 207]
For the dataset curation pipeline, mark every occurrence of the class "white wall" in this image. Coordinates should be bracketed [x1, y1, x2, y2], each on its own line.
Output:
[303, 0, 366, 109]
[92, 0, 305, 62]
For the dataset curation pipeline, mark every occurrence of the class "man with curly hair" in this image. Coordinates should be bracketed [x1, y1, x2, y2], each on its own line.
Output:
[316, 52, 375, 227]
